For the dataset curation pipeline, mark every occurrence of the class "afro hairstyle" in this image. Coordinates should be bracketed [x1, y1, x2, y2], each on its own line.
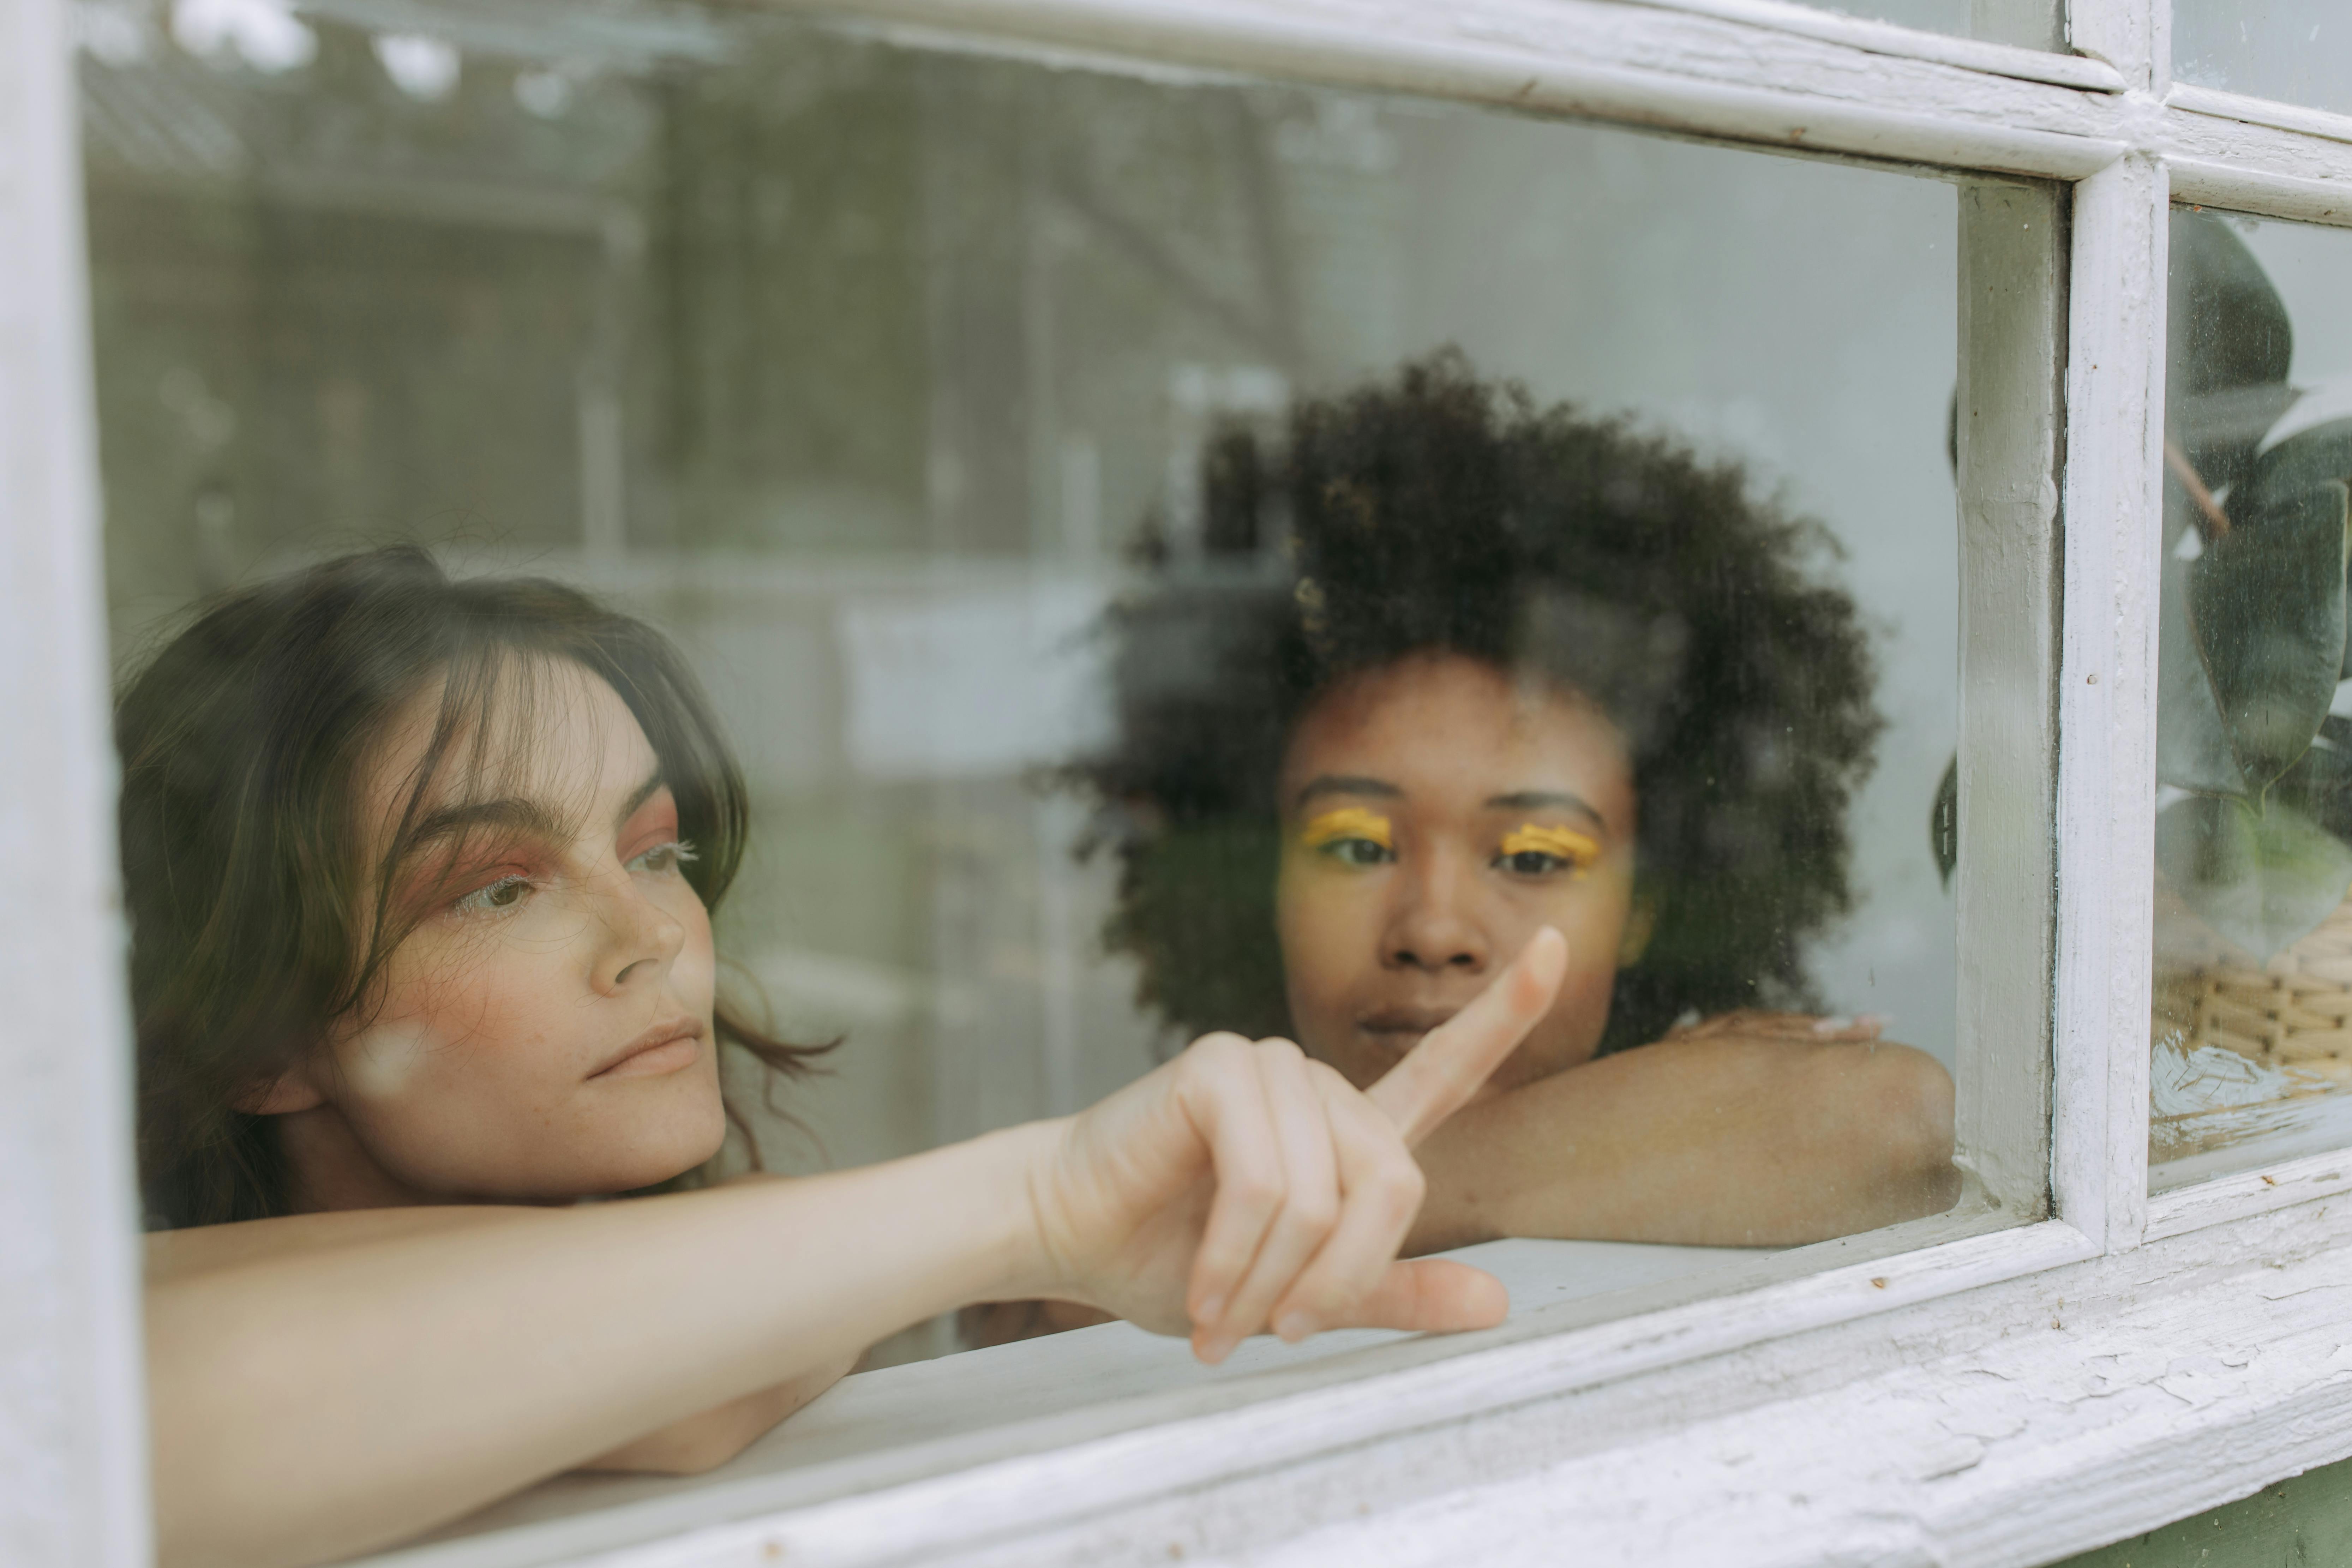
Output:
[1067, 350, 1884, 1057]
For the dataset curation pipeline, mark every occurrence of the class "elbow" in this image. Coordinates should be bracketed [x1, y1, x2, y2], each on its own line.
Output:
[1852, 1043, 1960, 1221]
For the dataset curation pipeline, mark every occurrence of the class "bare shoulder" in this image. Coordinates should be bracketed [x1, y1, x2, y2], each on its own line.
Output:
[145, 1205, 544, 1285]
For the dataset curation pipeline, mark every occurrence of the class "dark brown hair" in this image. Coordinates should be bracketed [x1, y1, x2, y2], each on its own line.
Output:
[1072, 351, 1882, 1055]
[120, 545, 826, 1228]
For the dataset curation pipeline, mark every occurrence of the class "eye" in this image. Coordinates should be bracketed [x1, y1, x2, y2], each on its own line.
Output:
[627, 838, 698, 876]
[1320, 835, 1394, 868]
[1494, 824, 1600, 879]
[1498, 848, 1571, 876]
[454, 873, 536, 914]
[1298, 807, 1396, 868]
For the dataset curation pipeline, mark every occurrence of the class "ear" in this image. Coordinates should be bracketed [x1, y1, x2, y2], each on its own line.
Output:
[233, 1066, 326, 1117]
[1617, 894, 1658, 967]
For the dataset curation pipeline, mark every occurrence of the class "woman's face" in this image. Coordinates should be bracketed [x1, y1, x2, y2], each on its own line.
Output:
[1274, 653, 1639, 1095]
[264, 658, 725, 1206]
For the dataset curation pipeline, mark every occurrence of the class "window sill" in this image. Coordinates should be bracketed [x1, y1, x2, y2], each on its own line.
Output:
[335, 1192, 2352, 1568]
[364, 1238, 1762, 1567]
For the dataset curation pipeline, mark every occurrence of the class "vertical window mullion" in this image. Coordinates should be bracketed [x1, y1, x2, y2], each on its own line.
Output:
[2067, 0, 2161, 90]
[2052, 154, 2170, 1250]
[0, 2, 151, 1565]
[1954, 180, 2067, 1216]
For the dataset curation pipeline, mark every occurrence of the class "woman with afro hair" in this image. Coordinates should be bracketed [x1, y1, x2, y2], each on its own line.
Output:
[1073, 351, 1959, 1252]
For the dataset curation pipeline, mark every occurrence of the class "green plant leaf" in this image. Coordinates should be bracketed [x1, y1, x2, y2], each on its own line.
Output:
[2274, 718, 2352, 842]
[2239, 421, 2352, 677]
[2168, 213, 2295, 500]
[2156, 792, 2352, 959]
[2186, 480, 2352, 791]
[2159, 549, 2250, 797]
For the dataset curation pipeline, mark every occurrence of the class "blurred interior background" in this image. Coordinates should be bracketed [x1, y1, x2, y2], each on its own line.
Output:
[78, 0, 1961, 1359]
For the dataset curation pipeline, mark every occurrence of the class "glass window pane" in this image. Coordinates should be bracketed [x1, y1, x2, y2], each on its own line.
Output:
[85, 2, 2013, 1545]
[1784, 0, 2057, 50]
[2152, 210, 2352, 1191]
[2175, 0, 2352, 119]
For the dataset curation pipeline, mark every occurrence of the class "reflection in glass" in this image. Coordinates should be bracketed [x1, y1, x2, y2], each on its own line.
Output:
[2176, 0, 2352, 120]
[1064, 354, 1957, 1255]
[86, 0, 1966, 1374]
[1731, 0, 2056, 49]
[2153, 212, 2352, 1189]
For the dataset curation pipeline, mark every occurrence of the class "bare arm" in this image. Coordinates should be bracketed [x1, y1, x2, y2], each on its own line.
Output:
[1408, 1021, 1959, 1252]
[150, 1201, 847, 1480]
[150, 932, 1570, 1568]
[148, 1131, 1048, 1568]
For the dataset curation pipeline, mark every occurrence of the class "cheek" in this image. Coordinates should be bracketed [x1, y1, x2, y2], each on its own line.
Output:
[1523, 877, 1635, 1063]
[1274, 864, 1370, 1006]
[339, 934, 571, 1111]
[338, 1016, 439, 1101]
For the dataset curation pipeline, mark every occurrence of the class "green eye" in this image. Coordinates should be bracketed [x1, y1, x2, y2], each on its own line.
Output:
[456, 874, 534, 914]
[628, 839, 698, 875]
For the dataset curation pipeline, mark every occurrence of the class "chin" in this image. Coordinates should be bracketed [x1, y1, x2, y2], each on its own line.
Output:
[596, 1094, 733, 1193]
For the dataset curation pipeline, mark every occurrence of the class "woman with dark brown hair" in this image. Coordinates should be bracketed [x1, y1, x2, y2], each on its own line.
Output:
[132, 546, 1566, 1568]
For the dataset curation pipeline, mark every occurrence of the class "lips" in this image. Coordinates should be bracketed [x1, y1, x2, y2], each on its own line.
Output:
[589, 1017, 706, 1081]
[1356, 1004, 1463, 1041]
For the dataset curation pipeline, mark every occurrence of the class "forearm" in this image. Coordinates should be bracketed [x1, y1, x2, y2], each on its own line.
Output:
[1408, 1038, 1957, 1252]
[149, 1122, 1056, 1568]
[579, 1355, 857, 1474]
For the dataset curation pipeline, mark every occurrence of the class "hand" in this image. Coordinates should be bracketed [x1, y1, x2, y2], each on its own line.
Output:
[1019, 927, 1568, 1362]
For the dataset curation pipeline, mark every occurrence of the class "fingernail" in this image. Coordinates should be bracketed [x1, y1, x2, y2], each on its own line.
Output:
[1276, 1311, 1314, 1342]
[1859, 1013, 1891, 1030]
[1195, 1294, 1223, 1326]
[1813, 1016, 1854, 1034]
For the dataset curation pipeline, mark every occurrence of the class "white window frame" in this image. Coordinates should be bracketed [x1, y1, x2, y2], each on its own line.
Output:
[15, 0, 2352, 1562]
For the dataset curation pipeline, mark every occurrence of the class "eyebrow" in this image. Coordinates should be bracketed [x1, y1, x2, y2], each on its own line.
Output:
[1486, 789, 1605, 829]
[408, 768, 668, 855]
[1291, 775, 1605, 829]
[1292, 775, 1404, 811]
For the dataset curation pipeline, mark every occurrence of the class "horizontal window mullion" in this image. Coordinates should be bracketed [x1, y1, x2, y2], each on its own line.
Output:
[2159, 110, 2352, 225]
[812, 0, 2352, 203]
[807, 0, 2129, 176]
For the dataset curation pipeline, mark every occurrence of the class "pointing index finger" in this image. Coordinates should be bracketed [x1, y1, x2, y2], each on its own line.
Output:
[1365, 927, 1567, 1146]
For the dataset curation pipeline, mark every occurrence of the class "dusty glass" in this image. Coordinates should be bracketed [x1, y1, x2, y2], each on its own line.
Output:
[1789, 0, 2059, 49]
[2152, 210, 2352, 1191]
[84, 0, 1977, 1481]
[2175, 0, 2352, 121]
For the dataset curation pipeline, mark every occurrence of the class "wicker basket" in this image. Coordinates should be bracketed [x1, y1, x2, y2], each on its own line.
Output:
[2153, 885, 2352, 1088]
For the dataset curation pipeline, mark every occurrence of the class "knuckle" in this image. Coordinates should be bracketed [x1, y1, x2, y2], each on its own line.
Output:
[1254, 1036, 1305, 1066]
[1379, 1161, 1427, 1218]
[1229, 1175, 1284, 1215]
[1307, 1264, 1370, 1320]
[1181, 1034, 1252, 1085]
[1292, 1192, 1340, 1235]
[1393, 1158, 1428, 1202]
[1305, 1058, 1355, 1095]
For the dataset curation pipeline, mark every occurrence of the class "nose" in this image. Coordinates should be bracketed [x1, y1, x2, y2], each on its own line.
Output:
[587, 863, 688, 995]
[1381, 847, 1492, 975]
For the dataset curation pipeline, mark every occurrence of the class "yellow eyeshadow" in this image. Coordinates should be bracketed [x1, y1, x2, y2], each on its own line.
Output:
[1499, 823, 1601, 868]
[1300, 807, 1394, 851]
